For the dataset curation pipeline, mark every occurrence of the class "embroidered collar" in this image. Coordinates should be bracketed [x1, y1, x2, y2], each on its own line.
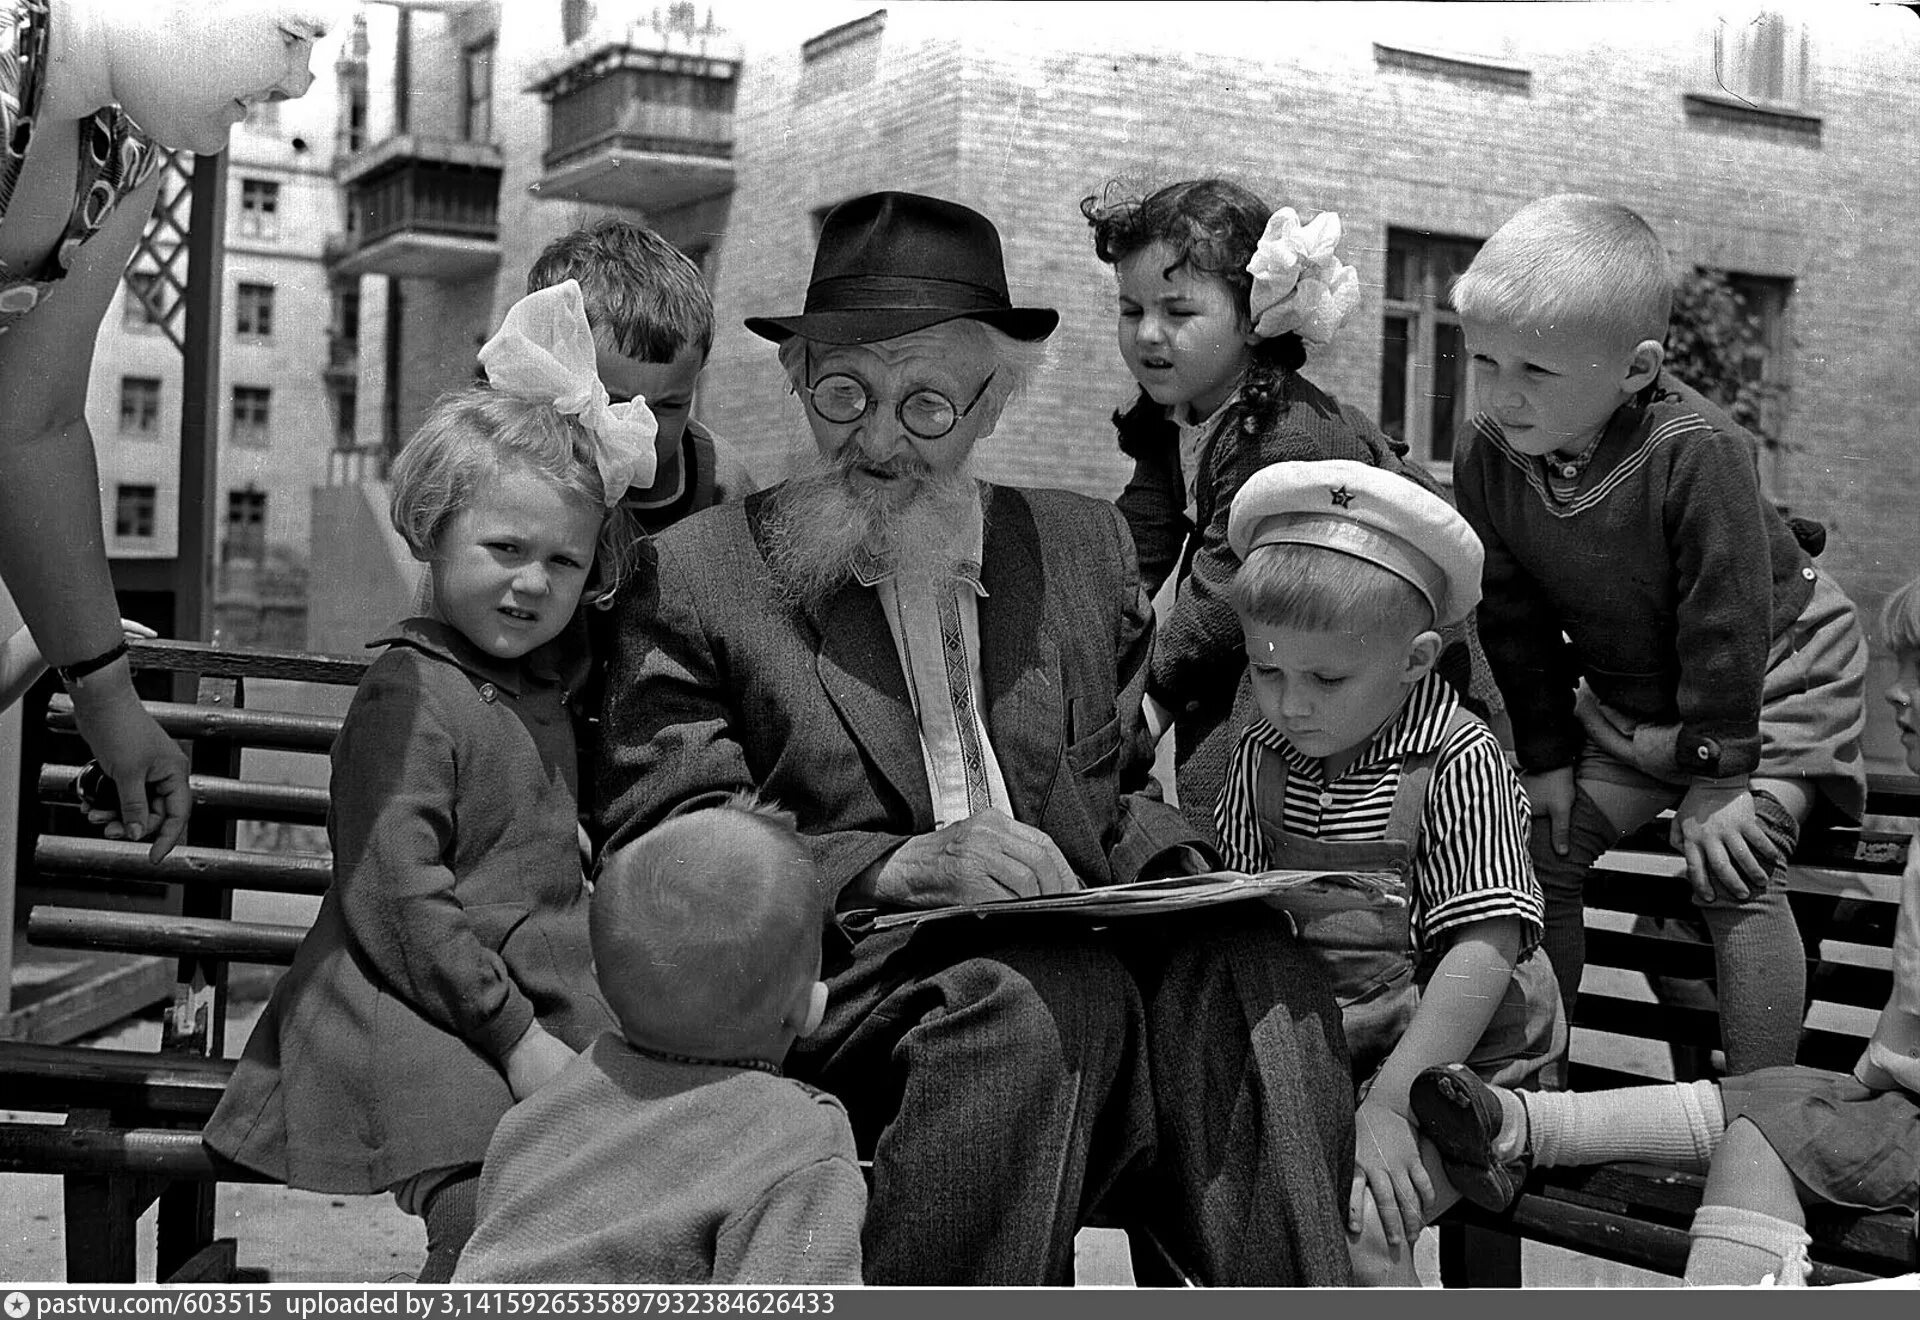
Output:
[849, 484, 988, 594]
[369, 616, 569, 699]
[625, 1040, 782, 1076]
[1251, 671, 1462, 780]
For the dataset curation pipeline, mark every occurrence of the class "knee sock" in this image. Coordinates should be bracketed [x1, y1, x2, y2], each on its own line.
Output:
[1697, 860, 1806, 1075]
[1530, 788, 1624, 1022]
[1521, 1079, 1725, 1171]
[1750, 788, 1802, 866]
[417, 1170, 481, 1285]
[1683, 1205, 1811, 1287]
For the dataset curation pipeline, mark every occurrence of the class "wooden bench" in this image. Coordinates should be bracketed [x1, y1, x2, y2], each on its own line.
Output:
[0, 639, 366, 1283]
[1437, 772, 1920, 1286]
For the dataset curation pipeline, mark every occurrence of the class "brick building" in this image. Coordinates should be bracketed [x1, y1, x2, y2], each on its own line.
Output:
[319, 0, 1920, 767]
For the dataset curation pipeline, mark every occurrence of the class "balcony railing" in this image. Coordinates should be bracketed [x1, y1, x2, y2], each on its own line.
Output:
[529, 36, 740, 210]
[330, 136, 503, 281]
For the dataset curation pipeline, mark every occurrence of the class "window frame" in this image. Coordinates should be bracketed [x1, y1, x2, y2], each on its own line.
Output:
[237, 178, 282, 241]
[114, 484, 158, 540]
[118, 375, 163, 438]
[235, 281, 276, 339]
[222, 488, 269, 565]
[230, 385, 274, 448]
[1378, 228, 1486, 482]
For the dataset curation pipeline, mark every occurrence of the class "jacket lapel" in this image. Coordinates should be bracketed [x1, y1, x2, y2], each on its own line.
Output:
[978, 486, 1062, 819]
[751, 496, 931, 822]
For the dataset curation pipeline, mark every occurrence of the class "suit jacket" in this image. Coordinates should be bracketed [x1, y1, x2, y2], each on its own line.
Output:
[594, 482, 1207, 900]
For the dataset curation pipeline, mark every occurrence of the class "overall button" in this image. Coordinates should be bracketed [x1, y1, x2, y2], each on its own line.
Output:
[479, 682, 498, 703]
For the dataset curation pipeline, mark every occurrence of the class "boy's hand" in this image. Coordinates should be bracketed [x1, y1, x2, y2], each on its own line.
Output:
[1520, 766, 1576, 857]
[1350, 1098, 1433, 1249]
[503, 1022, 577, 1101]
[1671, 784, 1779, 903]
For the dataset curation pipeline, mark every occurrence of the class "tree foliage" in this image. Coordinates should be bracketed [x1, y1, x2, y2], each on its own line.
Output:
[1665, 267, 1784, 451]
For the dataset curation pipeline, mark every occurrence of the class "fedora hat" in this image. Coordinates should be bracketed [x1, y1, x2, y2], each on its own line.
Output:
[744, 191, 1059, 345]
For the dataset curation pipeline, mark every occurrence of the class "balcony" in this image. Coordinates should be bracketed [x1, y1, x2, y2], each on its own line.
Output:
[529, 33, 740, 211]
[330, 135, 503, 281]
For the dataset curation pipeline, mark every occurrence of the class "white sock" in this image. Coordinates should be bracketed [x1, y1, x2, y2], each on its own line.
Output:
[1684, 1205, 1811, 1287]
[1521, 1080, 1725, 1169]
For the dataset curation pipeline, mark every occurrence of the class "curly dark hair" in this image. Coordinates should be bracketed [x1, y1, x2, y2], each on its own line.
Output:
[1081, 177, 1306, 378]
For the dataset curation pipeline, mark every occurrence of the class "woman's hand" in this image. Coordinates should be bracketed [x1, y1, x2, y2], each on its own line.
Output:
[504, 1021, 577, 1101]
[69, 666, 190, 862]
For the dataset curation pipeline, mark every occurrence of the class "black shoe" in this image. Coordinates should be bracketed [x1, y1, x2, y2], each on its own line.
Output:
[1409, 1063, 1530, 1213]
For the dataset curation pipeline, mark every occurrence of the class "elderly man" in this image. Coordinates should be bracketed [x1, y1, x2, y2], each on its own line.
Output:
[596, 192, 1353, 1286]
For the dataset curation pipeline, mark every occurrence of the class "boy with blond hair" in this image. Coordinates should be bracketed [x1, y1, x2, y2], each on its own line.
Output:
[1451, 194, 1868, 1074]
[1213, 459, 1564, 1285]
[455, 795, 865, 1285]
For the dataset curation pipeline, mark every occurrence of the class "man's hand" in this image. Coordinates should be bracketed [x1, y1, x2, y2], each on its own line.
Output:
[503, 1022, 576, 1101]
[1520, 766, 1576, 858]
[1671, 784, 1779, 903]
[866, 808, 1080, 909]
[1351, 1098, 1433, 1250]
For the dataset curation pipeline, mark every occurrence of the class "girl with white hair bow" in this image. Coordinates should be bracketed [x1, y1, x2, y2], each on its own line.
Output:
[203, 281, 655, 1283]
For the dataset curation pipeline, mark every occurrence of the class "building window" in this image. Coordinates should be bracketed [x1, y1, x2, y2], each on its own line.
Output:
[345, 82, 368, 153]
[123, 269, 164, 330]
[223, 489, 268, 564]
[235, 282, 276, 338]
[231, 386, 273, 448]
[118, 376, 162, 437]
[1379, 229, 1484, 473]
[1712, 11, 1809, 109]
[245, 98, 281, 131]
[238, 178, 281, 240]
[114, 485, 157, 540]
[463, 37, 495, 142]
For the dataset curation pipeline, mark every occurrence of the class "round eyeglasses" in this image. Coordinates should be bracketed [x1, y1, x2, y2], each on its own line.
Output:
[801, 358, 997, 441]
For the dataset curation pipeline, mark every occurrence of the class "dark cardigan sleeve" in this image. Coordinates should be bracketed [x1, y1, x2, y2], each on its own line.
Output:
[1662, 431, 1778, 779]
[1454, 435, 1584, 774]
[1111, 394, 1188, 598]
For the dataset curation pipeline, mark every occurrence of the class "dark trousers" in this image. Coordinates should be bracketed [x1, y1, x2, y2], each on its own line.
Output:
[787, 906, 1355, 1286]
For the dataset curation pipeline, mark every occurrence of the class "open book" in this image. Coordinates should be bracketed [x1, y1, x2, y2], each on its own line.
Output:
[841, 867, 1403, 934]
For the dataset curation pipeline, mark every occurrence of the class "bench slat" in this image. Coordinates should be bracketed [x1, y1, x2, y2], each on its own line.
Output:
[39, 765, 330, 825]
[127, 639, 368, 687]
[27, 908, 307, 965]
[0, 1124, 270, 1182]
[33, 837, 331, 895]
[0, 1043, 233, 1120]
[46, 696, 342, 751]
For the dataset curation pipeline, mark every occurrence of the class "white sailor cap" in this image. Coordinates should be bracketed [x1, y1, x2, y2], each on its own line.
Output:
[1226, 459, 1484, 628]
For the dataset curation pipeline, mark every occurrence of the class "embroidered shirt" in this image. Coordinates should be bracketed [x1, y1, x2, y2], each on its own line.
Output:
[1215, 671, 1542, 959]
[855, 490, 1012, 827]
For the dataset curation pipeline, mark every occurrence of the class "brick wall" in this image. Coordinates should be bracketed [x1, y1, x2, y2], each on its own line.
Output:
[700, 3, 1920, 770]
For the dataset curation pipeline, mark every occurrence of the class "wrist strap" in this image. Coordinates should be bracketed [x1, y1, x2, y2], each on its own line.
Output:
[55, 640, 129, 688]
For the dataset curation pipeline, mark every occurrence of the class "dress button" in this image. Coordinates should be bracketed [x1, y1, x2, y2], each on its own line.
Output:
[1318, 790, 1334, 808]
[1696, 746, 1711, 760]
[1801, 566, 1817, 581]
[479, 683, 497, 703]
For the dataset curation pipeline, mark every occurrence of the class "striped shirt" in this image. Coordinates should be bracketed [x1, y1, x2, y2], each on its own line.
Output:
[1217, 672, 1543, 960]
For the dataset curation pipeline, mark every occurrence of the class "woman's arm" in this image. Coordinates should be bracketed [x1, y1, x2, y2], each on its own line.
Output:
[0, 171, 188, 859]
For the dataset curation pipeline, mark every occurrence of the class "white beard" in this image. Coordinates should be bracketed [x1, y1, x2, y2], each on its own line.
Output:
[762, 446, 980, 607]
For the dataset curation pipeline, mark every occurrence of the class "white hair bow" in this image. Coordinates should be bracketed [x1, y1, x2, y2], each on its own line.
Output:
[1246, 207, 1361, 348]
[477, 280, 658, 504]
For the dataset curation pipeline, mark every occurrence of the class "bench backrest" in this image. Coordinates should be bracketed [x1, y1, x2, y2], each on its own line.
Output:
[24, 639, 367, 1060]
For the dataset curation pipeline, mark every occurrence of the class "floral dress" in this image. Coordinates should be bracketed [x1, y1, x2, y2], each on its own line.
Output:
[0, 0, 163, 335]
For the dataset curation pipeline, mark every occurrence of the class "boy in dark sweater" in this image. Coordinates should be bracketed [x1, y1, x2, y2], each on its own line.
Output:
[1450, 194, 1868, 1074]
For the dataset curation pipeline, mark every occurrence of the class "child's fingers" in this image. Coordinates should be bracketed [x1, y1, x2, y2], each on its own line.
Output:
[1348, 1167, 1370, 1235]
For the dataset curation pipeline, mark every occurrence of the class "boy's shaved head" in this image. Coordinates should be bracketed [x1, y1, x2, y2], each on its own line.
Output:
[592, 795, 825, 1058]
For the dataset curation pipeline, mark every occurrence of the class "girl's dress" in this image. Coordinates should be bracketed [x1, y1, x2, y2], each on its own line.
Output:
[204, 618, 615, 1194]
[1113, 364, 1492, 838]
[1, 0, 164, 333]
